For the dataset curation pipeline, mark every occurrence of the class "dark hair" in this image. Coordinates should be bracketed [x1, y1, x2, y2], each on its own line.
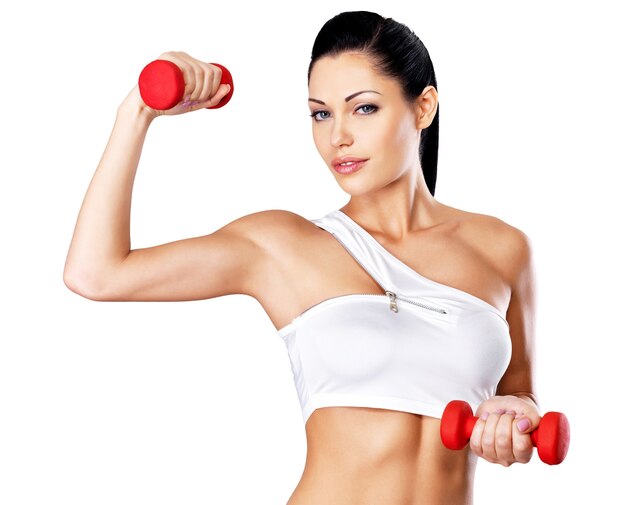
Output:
[308, 11, 439, 196]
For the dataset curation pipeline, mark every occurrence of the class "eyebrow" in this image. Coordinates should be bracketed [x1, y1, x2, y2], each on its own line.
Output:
[308, 90, 382, 105]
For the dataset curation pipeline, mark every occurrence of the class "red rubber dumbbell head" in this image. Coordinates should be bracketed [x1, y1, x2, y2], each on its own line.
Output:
[206, 62, 233, 109]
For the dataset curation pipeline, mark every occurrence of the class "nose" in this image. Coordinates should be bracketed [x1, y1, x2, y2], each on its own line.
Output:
[330, 117, 353, 148]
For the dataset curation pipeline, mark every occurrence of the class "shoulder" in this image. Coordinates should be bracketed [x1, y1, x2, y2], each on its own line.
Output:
[220, 208, 316, 254]
[445, 204, 534, 286]
[220, 209, 329, 303]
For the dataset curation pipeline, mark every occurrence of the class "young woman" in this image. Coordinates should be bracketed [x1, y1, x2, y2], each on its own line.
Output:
[64, 10, 541, 505]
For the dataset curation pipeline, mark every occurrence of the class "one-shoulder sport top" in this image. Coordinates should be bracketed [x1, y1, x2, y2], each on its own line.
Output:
[277, 209, 512, 425]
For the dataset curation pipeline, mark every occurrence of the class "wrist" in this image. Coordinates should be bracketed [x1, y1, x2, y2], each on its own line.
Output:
[118, 86, 157, 125]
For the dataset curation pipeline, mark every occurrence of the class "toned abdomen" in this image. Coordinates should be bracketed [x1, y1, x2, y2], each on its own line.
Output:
[285, 407, 477, 505]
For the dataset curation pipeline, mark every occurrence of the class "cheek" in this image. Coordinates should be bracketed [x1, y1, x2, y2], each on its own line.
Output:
[365, 124, 405, 169]
[311, 130, 327, 157]
[366, 115, 404, 151]
[389, 121, 418, 165]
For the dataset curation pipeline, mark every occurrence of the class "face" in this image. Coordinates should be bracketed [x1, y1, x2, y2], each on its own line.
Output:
[308, 52, 437, 196]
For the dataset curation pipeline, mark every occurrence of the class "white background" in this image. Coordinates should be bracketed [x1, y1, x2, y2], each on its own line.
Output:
[1, 0, 623, 503]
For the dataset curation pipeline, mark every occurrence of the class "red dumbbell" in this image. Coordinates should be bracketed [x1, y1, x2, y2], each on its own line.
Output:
[440, 400, 570, 465]
[138, 59, 234, 111]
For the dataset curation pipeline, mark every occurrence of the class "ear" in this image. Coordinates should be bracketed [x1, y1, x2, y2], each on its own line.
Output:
[414, 85, 438, 130]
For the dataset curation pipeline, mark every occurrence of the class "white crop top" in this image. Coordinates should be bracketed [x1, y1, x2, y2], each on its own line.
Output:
[277, 209, 512, 425]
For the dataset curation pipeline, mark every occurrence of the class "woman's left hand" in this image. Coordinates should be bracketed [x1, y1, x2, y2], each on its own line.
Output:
[471, 395, 541, 466]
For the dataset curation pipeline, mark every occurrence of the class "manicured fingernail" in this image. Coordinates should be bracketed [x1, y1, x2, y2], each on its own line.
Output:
[517, 418, 530, 432]
[480, 412, 489, 420]
[506, 410, 516, 415]
[496, 408, 506, 415]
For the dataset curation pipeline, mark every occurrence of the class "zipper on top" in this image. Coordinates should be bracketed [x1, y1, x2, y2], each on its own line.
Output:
[296, 292, 447, 322]
[327, 231, 448, 315]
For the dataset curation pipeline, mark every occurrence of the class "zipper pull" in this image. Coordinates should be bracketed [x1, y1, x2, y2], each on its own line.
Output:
[385, 290, 399, 313]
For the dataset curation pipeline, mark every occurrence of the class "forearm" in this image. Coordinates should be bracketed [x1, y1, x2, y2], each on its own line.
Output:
[64, 91, 155, 294]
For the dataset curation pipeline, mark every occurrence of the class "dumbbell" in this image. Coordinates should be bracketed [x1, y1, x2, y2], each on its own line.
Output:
[138, 59, 234, 111]
[440, 399, 570, 465]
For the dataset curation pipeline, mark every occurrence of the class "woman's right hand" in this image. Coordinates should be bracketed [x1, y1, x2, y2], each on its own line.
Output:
[123, 51, 232, 119]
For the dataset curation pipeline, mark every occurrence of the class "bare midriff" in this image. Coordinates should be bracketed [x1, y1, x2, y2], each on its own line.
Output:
[285, 406, 478, 505]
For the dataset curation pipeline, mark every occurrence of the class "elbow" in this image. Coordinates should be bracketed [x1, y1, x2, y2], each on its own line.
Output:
[63, 268, 105, 301]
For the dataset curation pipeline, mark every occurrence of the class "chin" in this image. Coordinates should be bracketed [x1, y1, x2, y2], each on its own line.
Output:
[334, 179, 381, 197]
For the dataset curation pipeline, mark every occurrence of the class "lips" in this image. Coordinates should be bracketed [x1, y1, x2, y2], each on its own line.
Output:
[332, 156, 369, 168]
[332, 159, 368, 174]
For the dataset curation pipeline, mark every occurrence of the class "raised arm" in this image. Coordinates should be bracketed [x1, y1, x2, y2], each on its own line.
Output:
[63, 51, 256, 302]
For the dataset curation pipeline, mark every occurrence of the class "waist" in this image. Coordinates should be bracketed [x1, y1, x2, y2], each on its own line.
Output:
[291, 458, 474, 505]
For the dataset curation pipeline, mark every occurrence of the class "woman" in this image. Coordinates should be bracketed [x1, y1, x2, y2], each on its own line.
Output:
[64, 10, 541, 505]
